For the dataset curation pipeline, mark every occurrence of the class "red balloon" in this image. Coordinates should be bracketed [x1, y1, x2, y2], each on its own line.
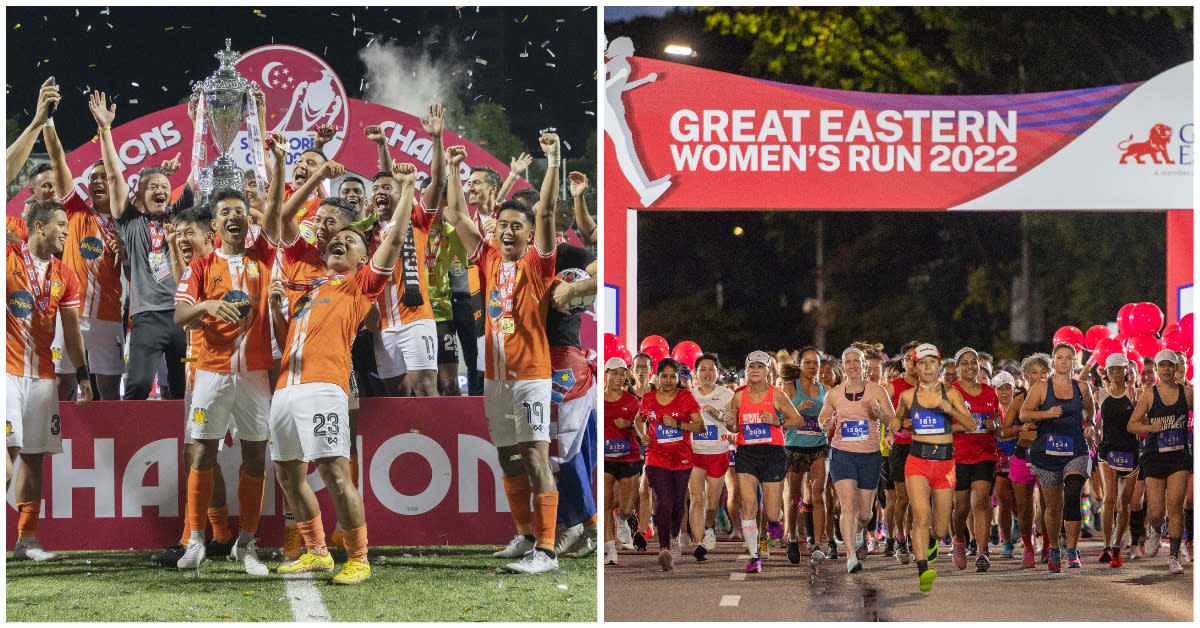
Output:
[1052, 326, 1085, 351]
[640, 335, 670, 354]
[671, 340, 704, 369]
[1117, 303, 1137, 335]
[604, 333, 627, 363]
[1163, 322, 1181, 338]
[1188, 360, 1194, 380]
[1125, 350, 1142, 371]
[1084, 325, 1114, 352]
[1163, 329, 1189, 353]
[1130, 302, 1164, 336]
[1125, 333, 1162, 360]
[1180, 313, 1195, 347]
[1095, 337, 1126, 365]
[642, 344, 669, 371]
[619, 345, 633, 366]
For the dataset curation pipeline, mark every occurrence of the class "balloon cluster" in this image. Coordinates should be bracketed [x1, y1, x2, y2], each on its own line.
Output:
[1053, 302, 1194, 379]
[602, 334, 705, 371]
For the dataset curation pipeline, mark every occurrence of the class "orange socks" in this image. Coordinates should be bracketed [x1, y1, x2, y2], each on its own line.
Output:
[343, 525, 368, 562]
[502, 475, 534, 535]
[208, 505, 232, 543]
[16, 501, 39, 538]
[584, 513, 598, 528]
[186, 468, 214, 536]
[237, 470, 265, 536]
[533, 491, 560, 551]
[298, 515, 328, 556]
[179, 524, 192, 547]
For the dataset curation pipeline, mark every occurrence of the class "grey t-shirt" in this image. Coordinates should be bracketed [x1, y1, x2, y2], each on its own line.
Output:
[117, 187, 191, 315]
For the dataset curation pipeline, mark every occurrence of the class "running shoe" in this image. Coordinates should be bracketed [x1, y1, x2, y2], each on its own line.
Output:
[787, 541, 801, 564]
[1000, 542, 1014, 559]
[1040, 544, 1050, 564]
[332, 558, 371, 584]
[759, 537, 769, 558]
[867, 535, 877, 553]
[828, 541, 839, 560]
[952, 538, 967, 570]
[1066, 548, 1081, 568]
[657, 548, 673, 571]
[283, 525, 303, 561]
[555, 524, 585, 556]
[1110, 548, 1123, 568]
[966, 538, 977, 557]
[507, 549, 559, 575]
[616, 517, 632, 546]
[847, 557, 863, 574]
[809, 547, 826, 567]
[278, 551, 335, 575]
[11, 539, 58, 562]
[1181, 543, 1192, 565]
[1021, 545, 1035, 568]
[1099, 547, 1113, 564]
[766, 520, 784, 541]
[605, 542, 620, 566]
[693, 545, 708, 562]
[645, 519, 655, 540]
[918, 568, 937, 592]
[883, 537, 896, 558]
[897, 540, 910, 565]
[206, 536, 234, 558]
[1120, 530, 1132, 554]
[1131, 541, 1144, 560]
[231, 540, 269, 577]
[151, 543, 186, 567]
[633, 529, 648, 552]
[494, 534, 536, 559]
[856, 530, 868, 560]
[975, 552, 990, 572]
[703, 528, 717, 551]
[1147, 526, 1162, 557]
[990, 524, 1001, 546]
[1048, 548, 1062, 573]
[1167, 556, 1184, 574]
[670, 536, 683, 565]
[745, 556, 762, 573]
[176, 539, 206, 570]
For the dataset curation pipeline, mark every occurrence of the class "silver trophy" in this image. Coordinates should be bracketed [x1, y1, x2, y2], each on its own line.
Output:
[193, 39, 256, 199]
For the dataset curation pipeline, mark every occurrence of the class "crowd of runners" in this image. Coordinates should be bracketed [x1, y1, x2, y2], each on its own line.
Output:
[604, 339, 1194, 591]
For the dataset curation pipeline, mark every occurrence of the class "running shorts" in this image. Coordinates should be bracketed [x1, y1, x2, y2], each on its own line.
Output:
[5, 374, 60, 454]
[1140, 451, 1191, 480]
[889, 443, 910, 484]
[605, 459, 644, 481]
[735, 444, 787, 483]
[484, 378, 552, 448]
[1030, 454, 1091, 488]
[269, 382, 351, 462]
[828, 448, 882, 490]
[692, 451, 731, 479]
[373, 318, 438, 378]
[954, 460, 996, 491]
[187, 369, 271, 442]
[786, 444, 829, 474]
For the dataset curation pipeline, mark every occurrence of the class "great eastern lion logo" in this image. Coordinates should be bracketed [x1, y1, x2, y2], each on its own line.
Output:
[1118, 124, 1174, 164]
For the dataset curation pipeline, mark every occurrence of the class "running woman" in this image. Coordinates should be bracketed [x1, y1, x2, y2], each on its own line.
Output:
[1021, 343, 1097, 573]
[1000, 354, 1051, 568]
[779, 347, 828, 566]
[1127, 349, 1193, 574]
[950, 347, 1003, 572]
[893, 343, 977, 592]
[1095, 352, 1141, 568]
[886, 340, 922, 564]
[634, 358, 704, 571]
[992, 370, 1020, 559]
[603, 357, 643, 566]
[688, 353, 734, 562]
[720, 350, 806, 574]
[818, 346, 895, 574]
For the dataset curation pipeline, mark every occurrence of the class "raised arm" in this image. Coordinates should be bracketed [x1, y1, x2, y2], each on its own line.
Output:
[89, 92, 129, 218]
[443, 145, 482, 257]
[498, 152, 532, 202]
[261, 132, 287, 244]
[421, 104, 446, 210]
[364, 124, 392, 174]
[7, 78, 59, 185]
[371, 162, 417, 270]
[281, 159, 343, 244]
[569, 171, 597, 243]
[533, 133, 560, 255]
[41, 120, 74, 202]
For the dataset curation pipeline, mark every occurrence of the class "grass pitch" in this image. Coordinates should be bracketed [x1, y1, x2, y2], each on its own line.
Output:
[6, 545, 597, 622]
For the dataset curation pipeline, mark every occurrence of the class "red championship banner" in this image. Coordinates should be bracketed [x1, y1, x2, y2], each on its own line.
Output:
[6, 398, 521, 550]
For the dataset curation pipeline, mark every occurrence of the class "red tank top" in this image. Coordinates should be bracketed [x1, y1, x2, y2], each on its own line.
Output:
[735, 385, 785, 447]
[952, 382, 1002, 464]
[890, 377, 915, 445]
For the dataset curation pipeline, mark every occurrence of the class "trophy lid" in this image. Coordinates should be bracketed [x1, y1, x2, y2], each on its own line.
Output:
[195, 38, 253, 97]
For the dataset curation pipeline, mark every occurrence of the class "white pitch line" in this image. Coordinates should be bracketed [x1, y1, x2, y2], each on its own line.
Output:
[284, 573, 332, 622]
[729, 572, 746, 581]
[719, 595, 741, 607]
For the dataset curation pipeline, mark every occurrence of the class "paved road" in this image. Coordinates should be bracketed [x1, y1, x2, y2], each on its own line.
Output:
[604, 537, 1193, 622]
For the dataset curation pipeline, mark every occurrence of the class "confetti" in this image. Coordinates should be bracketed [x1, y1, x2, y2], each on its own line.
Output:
[164, 26, 174, 31]
[392, 17, 401, 23]
[129, 99, 138, 104]
[556, 18, 565, 22]
[131, 81, 139, 87]
[13, 24, 19, 29]
[86, 25, 91, 32]
[546, 49, 556, 58]
[475, 58, 487, 66]
[563, 140, 572, 150]
[99, 7, 109, 15]
[546, 63, 556, 68]
[556, 584, 568, 590]
[541, 40, 550, 47]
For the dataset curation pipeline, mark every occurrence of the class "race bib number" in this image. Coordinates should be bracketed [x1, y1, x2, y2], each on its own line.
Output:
[741, 422, 772, 444]
[655, 423, 684, 444]
[605, 438, 632, 457]
[912, 410, 946, 435]
[1045, 434, 1074, 457]
[1157, 429, 1186, 453]
[1105, 450, 1136, 472]
[839, 419, 869, 442]
[797, 414, 822, 434]
[694, 424, 720, 442]
[970, 412, 991, 434]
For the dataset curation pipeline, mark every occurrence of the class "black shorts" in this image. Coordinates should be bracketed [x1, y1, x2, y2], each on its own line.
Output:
[785, 444, 829, 474]
[436, 320, 459, 364]
[1097, 446, 1141, 479]
[879, 453, 896, 490]
[1140, 452, 1191, 480]
[605, 459, 645, 481]
[889, 443, 910, 484]
[735, 444, 787, 483]
[955, 460, 997, 491]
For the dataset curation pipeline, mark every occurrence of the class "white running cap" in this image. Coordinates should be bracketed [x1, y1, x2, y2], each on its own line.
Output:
[912, 343, 940, 361]
[991, 371, 1017, 389]
[1154, 349, 1180, 365]
[604, 357, 629, 371]
[745, 350, 771, 368]
[1105, 353, 1129, 368]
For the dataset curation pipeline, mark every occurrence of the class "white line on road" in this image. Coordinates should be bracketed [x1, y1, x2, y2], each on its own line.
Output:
[284, 573, 331, 622]
[719, 595, 741, 607]
[729, 572, 746, 581]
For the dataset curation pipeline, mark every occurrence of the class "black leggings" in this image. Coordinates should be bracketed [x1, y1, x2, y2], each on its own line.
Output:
[1064, 474, 1086, 522]
[645, 465, 690, 550]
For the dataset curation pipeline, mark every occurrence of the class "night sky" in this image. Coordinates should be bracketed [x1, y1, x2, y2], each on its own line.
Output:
[6, 6, 598, 155]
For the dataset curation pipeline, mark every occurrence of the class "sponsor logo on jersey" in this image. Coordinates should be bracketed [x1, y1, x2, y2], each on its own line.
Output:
[192, 408, 208, 425]
[80, 236, 105, 260]
[7, 291, 33, 318]
[223, 290, 253, 319]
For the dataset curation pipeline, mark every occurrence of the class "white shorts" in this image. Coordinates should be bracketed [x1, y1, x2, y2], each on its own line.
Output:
[52, 316, 126, 376]
[5, 374, 62, 455]
[269, 382, 350, 462]
[187, 370, 271, 442]
[374, 318, 437, 379]
[484, 378, 552, 448]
